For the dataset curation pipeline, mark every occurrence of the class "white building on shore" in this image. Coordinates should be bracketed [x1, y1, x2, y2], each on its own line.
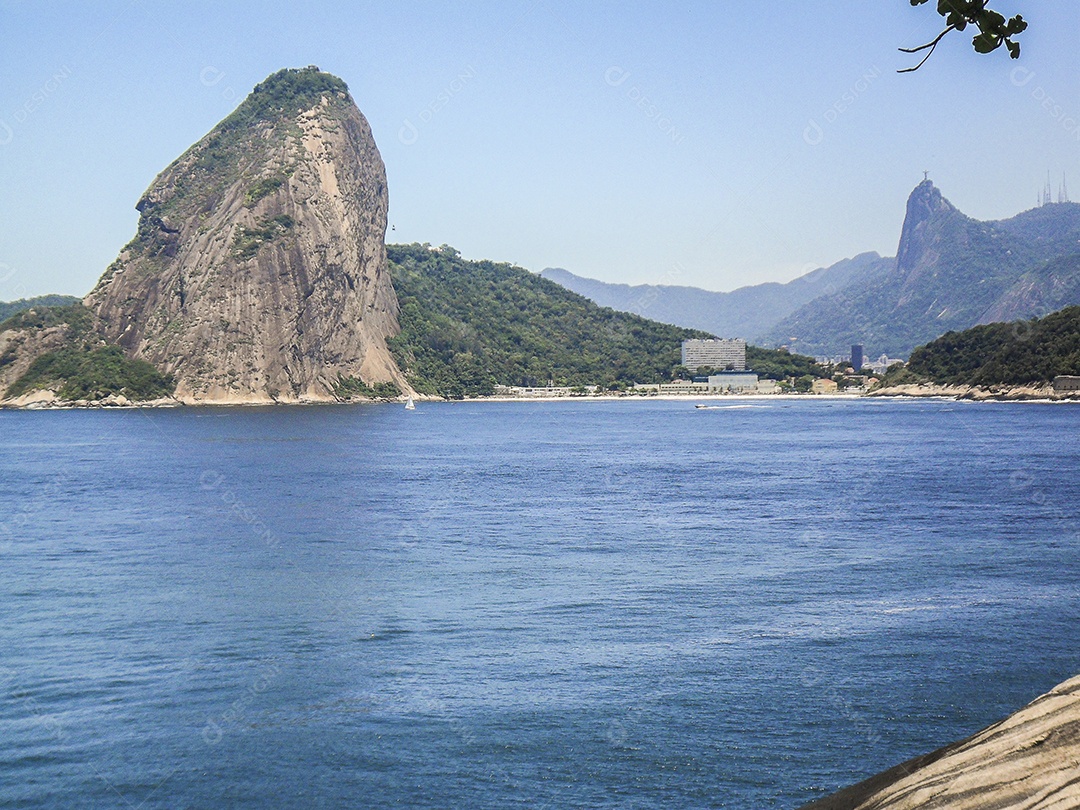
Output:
[707, 371, 758, 392]
[681, 338, 746, 371]
[632, 371, 773, 395]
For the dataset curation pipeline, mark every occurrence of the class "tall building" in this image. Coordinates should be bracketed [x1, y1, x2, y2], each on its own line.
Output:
[851, 344, 864, 371]
[681, 338, 746, 371]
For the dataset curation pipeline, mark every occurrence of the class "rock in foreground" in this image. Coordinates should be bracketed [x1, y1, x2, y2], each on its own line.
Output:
[801, 674, 1080, 810]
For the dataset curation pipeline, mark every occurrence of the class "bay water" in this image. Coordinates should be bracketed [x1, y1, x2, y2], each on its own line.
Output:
[1, 399, 1078, 807]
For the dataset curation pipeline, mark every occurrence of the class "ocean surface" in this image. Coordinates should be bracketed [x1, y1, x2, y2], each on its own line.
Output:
[1, 398, 1078, 808]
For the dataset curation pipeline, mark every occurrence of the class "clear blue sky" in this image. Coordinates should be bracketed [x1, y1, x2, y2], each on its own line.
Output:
[0, 1, 1071, 300]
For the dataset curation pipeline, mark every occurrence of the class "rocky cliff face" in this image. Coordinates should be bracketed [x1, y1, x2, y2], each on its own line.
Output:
[893, 180, 956, 278]
[84, 67, 405, 403]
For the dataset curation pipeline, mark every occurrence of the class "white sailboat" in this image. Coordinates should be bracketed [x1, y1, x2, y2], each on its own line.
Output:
[404, 396, 416, 410]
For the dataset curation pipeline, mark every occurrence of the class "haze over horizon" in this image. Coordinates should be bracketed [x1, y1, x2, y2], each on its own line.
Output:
[1, 0, 1074, 299]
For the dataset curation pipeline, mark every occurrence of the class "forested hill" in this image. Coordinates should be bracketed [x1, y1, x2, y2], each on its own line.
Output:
[900, 305, 1080, 385]
[386, 244, 710, 397]
[0, 295, 80, 322]
[386, 244, 828, 398]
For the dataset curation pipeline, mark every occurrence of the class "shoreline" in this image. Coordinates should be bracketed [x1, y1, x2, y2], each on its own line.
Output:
[868, 381, 1080, 402]
[4, 389, 1079, 410]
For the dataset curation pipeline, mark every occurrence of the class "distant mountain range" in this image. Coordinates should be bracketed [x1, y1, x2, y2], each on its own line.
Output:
[544, 181, 1080, 357]
[764, 182, 1080, 356]
[540, 252, 891, 347]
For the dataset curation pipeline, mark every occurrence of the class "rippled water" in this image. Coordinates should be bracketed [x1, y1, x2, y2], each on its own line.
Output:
[1, 398, 1078, 808]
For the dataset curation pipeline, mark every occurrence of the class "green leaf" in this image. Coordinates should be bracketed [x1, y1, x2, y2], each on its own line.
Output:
[972, 32, 1001, 54]
[1005, 15, 1027, 35]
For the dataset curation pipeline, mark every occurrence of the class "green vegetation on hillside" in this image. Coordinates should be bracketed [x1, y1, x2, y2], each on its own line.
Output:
[333, 376, 401, 400]
[2, 303, 175, 402]
[0, 303, 94, 338]
[232, 214, 295, 259]
[7, 345, 174, 402]
[387, 244, 710, 398]
[904, 305, 1080, 385]
[745, 346, 828, 381]
[243, 176, 286, 208]
[872, 364, 929, 388]
[0, 295, 81, 324]
[222, 67, 349, 130]
[985, 253, 1080, 321]
[1, 304, 94, 377]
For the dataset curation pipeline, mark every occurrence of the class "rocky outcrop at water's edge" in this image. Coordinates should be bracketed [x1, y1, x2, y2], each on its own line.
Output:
[800, 673, 1080, 810]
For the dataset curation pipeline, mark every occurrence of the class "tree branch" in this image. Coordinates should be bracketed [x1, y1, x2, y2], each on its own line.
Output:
[898, 24, 957, 72]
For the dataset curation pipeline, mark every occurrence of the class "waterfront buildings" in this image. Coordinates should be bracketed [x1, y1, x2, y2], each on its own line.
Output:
[707, 371, 759, 392]
[632, 371, 766, 394]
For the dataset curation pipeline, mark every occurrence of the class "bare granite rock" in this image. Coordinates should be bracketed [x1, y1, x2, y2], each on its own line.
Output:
[83, 67, 408, 404]
[801, 673, 1080, 810]
[868, 383, 1078, 401]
